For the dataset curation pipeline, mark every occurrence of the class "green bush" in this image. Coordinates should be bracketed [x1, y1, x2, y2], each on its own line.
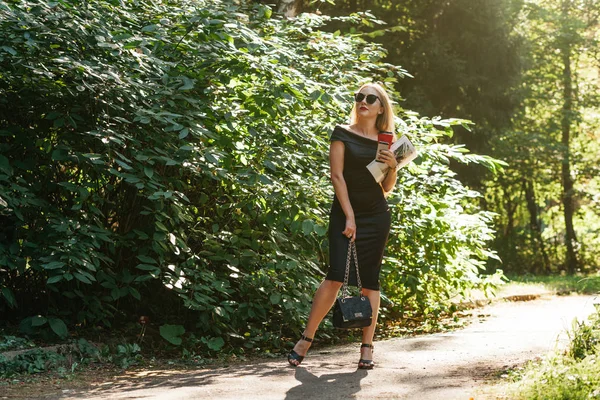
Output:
[0, 338, 139, 377]
[509, 355, 600, 400]
[0, 335, 34, 352]
[0, 0, 503, 353]
[0, 349, 66, 377]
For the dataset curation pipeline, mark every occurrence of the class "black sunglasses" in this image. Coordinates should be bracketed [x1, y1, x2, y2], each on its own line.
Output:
[354, 92, 380, 105]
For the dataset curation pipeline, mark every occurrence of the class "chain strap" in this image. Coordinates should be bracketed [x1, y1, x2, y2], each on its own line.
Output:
[341, 240, 362, 300]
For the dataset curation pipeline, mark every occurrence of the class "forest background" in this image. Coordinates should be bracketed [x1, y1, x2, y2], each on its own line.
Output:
[0, 0, 599, 357]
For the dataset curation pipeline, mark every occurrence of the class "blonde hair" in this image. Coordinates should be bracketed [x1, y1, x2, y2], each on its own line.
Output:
[350, 83, 395, 133]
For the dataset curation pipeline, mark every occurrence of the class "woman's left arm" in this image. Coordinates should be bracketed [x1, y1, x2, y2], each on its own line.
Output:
[378, 134, 399, 193]
[381, 167, 397, 193]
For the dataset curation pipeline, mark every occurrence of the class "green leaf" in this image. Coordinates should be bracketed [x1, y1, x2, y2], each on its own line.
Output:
[0, 154, 12, 175]
[19, 317, 35, 335]
[178, 128, 189, 139]
[111, 287, 122, 300]
[45, 111, 62, 120]
[269, 293, 281, 305]
[54, 118, 65, 128]
[141, 24, 158, 32]
[179, 77, 194, 91]
[129, 287, 141, 300]
[137, 255, 157, 264]
[1, 46, 17, 55]
[160, 324, 185, 345]
[1, 287, 17, 308]
[136, 264, 161, 273]
[31, 315, 48, 327]
[155, 221, 168, 232]
[115, 159, 132, 170]
[74, 272, 92, 284]
[302, 219, 314, 236]
[48, 317, 69, 339]
[51, 149, 69, 161]
[207, 336, 224, 351]
[314, 224, 327, 237]
[42, 261, 66, 270]
[144, 167, 154, 179]
[47, 275, 63, 284]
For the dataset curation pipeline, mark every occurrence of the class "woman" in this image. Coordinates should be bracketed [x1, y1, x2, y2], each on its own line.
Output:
[288, 83, 398, 369]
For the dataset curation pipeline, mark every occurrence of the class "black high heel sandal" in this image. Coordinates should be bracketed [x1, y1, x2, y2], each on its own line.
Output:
[358, 343, 375, 369]
[287, 334, 313, 367]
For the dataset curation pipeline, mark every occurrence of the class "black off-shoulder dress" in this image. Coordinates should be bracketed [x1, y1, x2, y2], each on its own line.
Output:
[326, 125, 392, 291]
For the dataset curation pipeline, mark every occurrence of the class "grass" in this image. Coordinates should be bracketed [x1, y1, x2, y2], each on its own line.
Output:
[456, 273, 600, 305]
[501, 353, 600, 399]
[504, 273, 600, 295]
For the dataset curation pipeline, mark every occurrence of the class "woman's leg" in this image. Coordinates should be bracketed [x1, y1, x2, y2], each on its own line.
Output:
[359, 288, 380, 365]
[289, 279, 343, 365]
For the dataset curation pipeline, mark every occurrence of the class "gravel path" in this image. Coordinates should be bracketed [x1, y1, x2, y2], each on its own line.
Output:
[40, 294, 599, 400]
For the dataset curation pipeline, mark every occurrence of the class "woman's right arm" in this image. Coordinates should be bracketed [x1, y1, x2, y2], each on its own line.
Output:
[330, 141, 356, 241]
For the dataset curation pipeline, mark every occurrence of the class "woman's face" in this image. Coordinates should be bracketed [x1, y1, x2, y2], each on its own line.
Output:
[355, 86, 384, 120]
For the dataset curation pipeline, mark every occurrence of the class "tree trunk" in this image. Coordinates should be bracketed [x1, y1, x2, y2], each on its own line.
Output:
[276, 0, 302, 17]
[522, 178, 551, 274]
[502, 183, 518, 240]
[499, 181, 520, 271]
[560, 0, 579, 274]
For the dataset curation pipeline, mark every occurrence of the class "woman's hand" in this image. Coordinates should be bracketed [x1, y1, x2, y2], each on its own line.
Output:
[378, 149, 398, 169]
[342, 218, 356, 242]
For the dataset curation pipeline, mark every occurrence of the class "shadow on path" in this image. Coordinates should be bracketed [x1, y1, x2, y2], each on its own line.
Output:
[285, 367, 368, 400]
[51, 362, 292, 399]
[28, 295, 598, 400]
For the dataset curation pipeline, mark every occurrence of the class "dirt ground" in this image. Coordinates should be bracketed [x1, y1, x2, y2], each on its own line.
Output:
[4, 293, 597, 400]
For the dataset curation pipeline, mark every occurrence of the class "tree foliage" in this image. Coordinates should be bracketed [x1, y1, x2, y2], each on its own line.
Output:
[299, 0, 523, 173]
[0, 0, 502, 352]
[485, 0, 600, 273]
[297, 0, 600, 275]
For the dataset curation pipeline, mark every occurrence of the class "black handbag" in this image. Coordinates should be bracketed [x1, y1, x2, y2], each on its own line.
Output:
[332, 241, 373, 329]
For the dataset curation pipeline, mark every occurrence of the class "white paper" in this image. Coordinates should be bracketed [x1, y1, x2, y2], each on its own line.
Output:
[366, 135, 417, 183]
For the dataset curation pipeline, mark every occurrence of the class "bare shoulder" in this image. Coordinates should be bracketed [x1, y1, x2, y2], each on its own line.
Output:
[330, 140, 345, 159]
[330, 140, 345, 149]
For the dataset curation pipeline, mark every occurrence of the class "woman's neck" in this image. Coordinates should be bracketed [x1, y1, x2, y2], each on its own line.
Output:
[352, 120, 378, 138]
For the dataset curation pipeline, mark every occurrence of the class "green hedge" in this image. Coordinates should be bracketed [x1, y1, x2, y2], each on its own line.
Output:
[0, 0, 503, 353]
